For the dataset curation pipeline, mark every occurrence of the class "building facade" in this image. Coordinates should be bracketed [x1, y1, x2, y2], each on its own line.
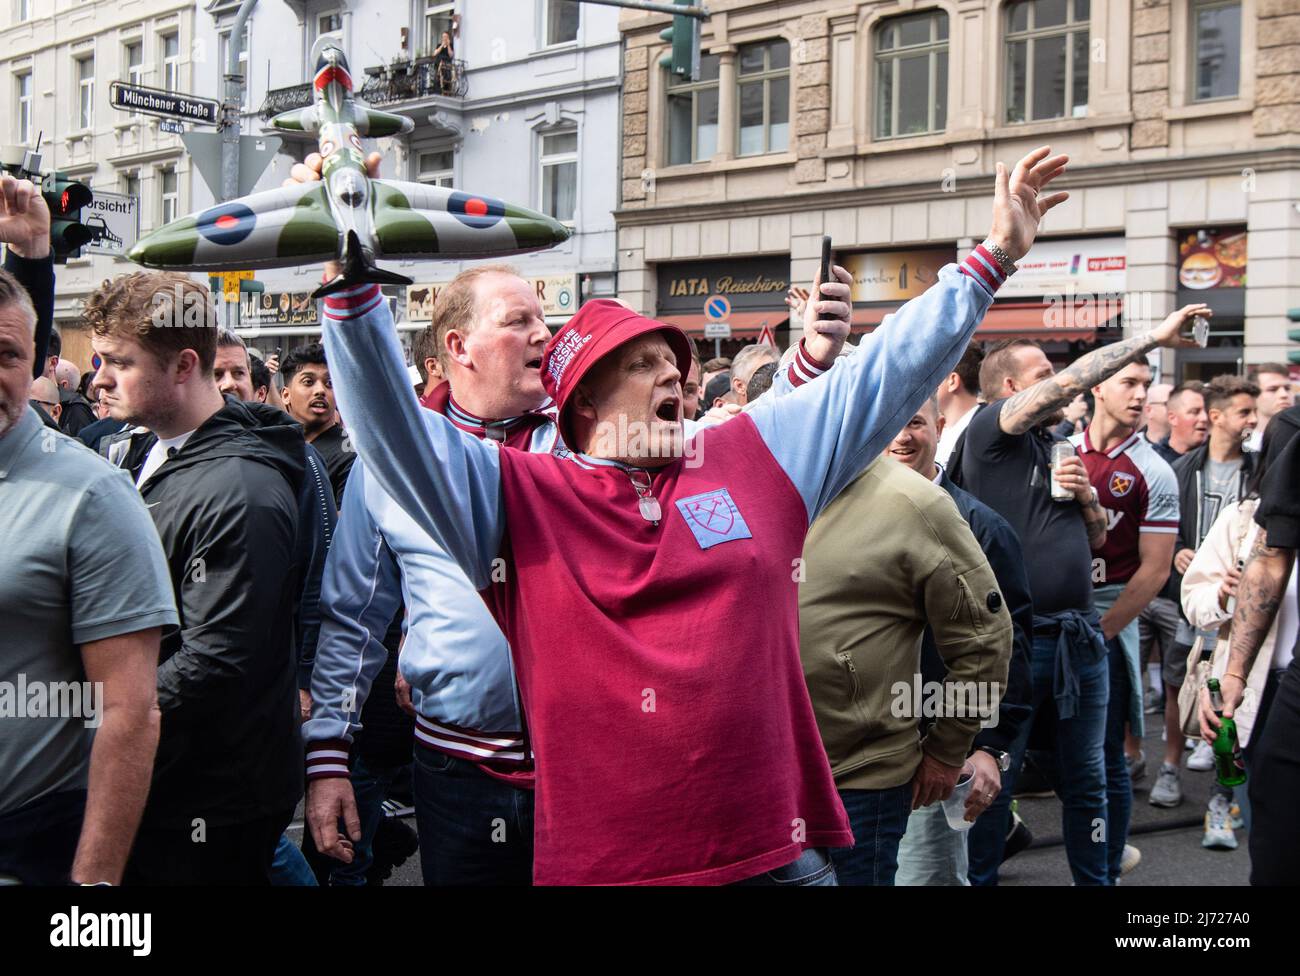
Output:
[195, 0, 621, 355]
[1, 0, 197, 370]
[616, 0, 1300, 379]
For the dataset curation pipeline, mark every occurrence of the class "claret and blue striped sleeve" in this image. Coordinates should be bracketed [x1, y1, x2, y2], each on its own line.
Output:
[747, 245, 1008, 523]
[319, 284, 505, 590]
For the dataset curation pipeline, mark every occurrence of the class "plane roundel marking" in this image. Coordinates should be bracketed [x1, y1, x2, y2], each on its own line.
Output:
[197, 202, 257, 246]
[449, 191, 504, 229]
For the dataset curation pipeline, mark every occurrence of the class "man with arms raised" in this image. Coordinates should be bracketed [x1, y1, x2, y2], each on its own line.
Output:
[320, 148, 1067, 884]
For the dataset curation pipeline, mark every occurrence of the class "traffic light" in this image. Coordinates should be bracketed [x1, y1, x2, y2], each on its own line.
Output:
[42, 173, 93, 263]
[1288, 307, 1300, 365]
[659, 0, 701, 81]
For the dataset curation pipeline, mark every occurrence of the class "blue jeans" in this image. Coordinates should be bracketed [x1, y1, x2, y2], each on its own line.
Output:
[330, 755, 408, 886]
[828, 782, 912, 886]
[895, 801, 969, 886]
[969, 627, 1109, 885]
[271, 833, 318, 886]
[1103, 637, 1132, 883]
[412, 747, 533, 885]
[733, 847, 837, 886]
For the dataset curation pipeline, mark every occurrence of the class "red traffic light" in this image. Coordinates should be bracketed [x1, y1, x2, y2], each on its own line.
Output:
[44, 178, 92, 217]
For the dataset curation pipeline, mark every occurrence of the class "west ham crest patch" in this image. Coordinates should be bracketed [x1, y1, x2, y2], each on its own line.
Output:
[1109, 471, 1136, 498]
[675, 488, 752, 550]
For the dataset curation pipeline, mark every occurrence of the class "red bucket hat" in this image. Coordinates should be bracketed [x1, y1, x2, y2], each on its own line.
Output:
[541, 299, 693, 451]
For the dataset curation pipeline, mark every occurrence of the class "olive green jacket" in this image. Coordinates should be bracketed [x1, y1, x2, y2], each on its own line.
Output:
[799, 458, 1013, 790]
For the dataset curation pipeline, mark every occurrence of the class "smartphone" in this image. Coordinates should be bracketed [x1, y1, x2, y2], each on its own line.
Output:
[273, 346, 282, 360]
[819, 235, 832, 288]
[1192, 316, 1209, 348]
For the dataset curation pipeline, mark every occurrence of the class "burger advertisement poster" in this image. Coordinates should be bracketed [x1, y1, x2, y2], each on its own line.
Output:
[1178, 229, 1247, 290]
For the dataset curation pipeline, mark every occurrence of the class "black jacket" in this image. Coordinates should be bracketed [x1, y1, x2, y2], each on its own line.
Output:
[57, 389, 95, 436]
[2, 251, 54, 379]
[920, 470, 1035, 755]
[1166, 443, 1256, 603]
[126, 398, 306, 828]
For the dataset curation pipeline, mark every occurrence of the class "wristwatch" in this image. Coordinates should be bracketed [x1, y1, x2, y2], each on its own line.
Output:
[975, 747, 1011, 772]
[982, 239, 1019, 276]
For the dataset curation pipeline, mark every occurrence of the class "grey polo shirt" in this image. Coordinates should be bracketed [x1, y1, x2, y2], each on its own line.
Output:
[0, 408, 178, 816]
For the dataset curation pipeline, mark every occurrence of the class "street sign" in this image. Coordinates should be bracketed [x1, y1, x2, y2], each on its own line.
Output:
[703, 293, 731, 322]
[703, 321, 731, 339]
[756, 324, 776, 347]
[182, 132, 283, 200]
[109, 82, 220, 126]
[159, 118, 185, 135]
[83, 190, 138, 257]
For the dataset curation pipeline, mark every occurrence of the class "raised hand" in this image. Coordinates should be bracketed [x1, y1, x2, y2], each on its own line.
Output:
[1151, 303, 1212, 350]
[801, 264, 852, 366]
[989, 146, 1069, 261]
[0, 173, 51, 259]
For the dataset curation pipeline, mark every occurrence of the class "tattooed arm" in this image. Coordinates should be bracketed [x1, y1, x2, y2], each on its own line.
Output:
[1200, 531, 1295, 739]
[1080, 491, 1108, 550]
[1225, 536, 1293, 702]
[998, 304, 1208, 436]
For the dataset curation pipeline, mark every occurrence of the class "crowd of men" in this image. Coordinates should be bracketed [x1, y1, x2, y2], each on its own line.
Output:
[1, 146, 1297, 886]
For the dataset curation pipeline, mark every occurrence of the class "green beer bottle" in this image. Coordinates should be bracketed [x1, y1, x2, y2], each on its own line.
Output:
[1207, 678, 1246, 787]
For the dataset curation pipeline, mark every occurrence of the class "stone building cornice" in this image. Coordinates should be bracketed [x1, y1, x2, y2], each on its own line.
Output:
[613, 146, 1300, 226]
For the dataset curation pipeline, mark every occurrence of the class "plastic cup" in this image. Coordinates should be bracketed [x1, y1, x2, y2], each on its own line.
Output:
[942, 762, 977, 831]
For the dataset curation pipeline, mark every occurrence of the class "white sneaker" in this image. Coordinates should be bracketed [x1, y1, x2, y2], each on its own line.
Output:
[1203, 794, 1238, 850]
[1185, 737, 1198, 751]
[1120, 844, 1142, 875]
[1187, 740, 1215, 771]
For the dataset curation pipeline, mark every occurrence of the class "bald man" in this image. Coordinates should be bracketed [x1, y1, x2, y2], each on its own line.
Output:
[29, 375, 61, 426]
[1143, 382, 1172, 445]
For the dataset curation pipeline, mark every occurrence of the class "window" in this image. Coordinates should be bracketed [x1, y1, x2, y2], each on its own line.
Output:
[1191, 0, 1241, 101]
[666, 53, 720, 165]
[15, 71, 32, 145]
[218, 27, 250, 107]
[124, 41, 143, 117]
[737, 40, 789, 155]
[161, 33, 180, 91]
[317, 11, 343, 39]
[417, 149, 454, 188]
[539, 130, 576, 223]
[545, 0, 580, 46]
[121, 171, 140, 201]
[18, 0, 30, 21]
[875, 12, 948, 139]
[159, 168, 178, 226]
[75, 55, 94, 130]
[1005, 0, 1090, 124]
[424, 1, 455, 55]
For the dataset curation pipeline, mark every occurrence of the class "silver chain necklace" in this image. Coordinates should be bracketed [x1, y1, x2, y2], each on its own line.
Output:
[627, 468, 661, 525]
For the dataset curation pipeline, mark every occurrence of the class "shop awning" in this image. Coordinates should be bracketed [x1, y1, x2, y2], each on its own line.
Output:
[852, 299, 1121, 341]
[659, 310, 789, 339]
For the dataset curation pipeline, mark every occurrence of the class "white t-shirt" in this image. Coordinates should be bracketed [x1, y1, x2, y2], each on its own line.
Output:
[136, 429, 197, 488]
[1273, 569, 1298, 670]
[935, 403, 978, 467]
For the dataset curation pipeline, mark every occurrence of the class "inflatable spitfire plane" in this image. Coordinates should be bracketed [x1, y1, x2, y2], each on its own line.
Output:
[128, 41, 571, 296]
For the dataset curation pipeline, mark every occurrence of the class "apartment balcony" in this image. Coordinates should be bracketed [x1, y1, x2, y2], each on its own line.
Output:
[359, 57, 468, 107]
[259, 84, 313, 122]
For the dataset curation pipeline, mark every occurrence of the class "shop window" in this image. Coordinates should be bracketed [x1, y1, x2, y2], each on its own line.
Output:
[1191, 0, 1241, 102]
[1004, 0, 1089, 124]
[666, 53, 720, 165]
[737, 40, 789, 155]
[874, 11, 948, 139]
